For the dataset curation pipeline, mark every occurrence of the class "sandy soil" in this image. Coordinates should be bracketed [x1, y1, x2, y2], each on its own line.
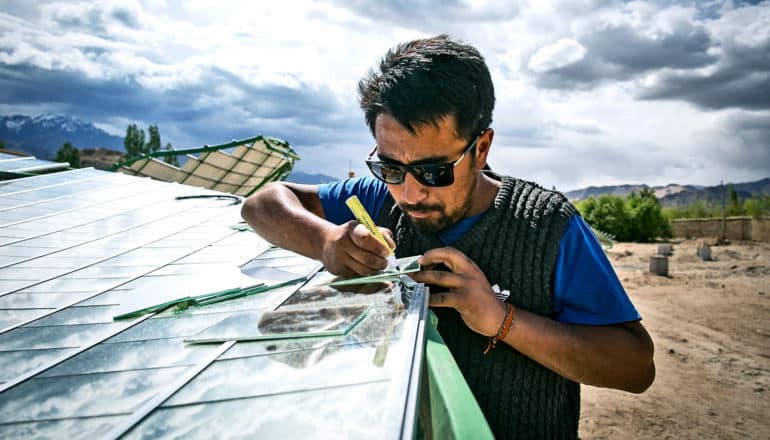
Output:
[579, 239, 770, 439]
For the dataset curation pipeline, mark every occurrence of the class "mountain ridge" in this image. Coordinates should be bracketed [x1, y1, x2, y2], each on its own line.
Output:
[0, 114, 124, 159]
[564, 178, 770, 207]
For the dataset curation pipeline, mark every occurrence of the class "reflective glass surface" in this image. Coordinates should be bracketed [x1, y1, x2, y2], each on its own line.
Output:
[0, 367, 189, 422]
[125, 381, 390, 439]
[0, 170, 427, 438]
[0, 415, 124, 439]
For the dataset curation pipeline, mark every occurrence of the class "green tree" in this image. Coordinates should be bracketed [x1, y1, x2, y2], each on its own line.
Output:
[577, 189, 671, 242]
[577, 194, 630, 241]
[146, 124, 162, 154]
[743, 193, 770, 218]
[124, 124, 146, 158]
[55, 142, 80, 168]
[626, 189, 671, 241]
[0, 139, 5, 149]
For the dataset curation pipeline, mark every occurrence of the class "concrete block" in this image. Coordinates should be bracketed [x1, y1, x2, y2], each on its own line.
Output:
[649, 255, 669, 276]
[697, 244, 712, 261]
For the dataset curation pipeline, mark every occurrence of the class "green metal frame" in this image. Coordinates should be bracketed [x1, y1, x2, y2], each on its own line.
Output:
[419, 311, 494, 439]
[109, 135, 299, 171]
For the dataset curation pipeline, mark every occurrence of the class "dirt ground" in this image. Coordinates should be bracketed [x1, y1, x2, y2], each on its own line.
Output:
[579, 239, 770, 439]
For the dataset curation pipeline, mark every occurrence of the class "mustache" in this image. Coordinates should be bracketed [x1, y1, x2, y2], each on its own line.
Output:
[399, 202, 442, 213]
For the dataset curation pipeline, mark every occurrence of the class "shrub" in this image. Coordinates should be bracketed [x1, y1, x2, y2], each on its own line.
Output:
[576, 189, 671, 242]
[55, 142, 80, 168]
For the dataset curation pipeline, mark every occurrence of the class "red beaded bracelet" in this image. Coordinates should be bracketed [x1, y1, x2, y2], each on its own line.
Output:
[483, 303, 515, 355]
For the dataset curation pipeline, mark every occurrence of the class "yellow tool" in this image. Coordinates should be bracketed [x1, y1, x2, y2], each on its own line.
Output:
[345, 195, 399, 270]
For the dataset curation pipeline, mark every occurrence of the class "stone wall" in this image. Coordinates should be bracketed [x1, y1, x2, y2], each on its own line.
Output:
[672, 217, 770, 241]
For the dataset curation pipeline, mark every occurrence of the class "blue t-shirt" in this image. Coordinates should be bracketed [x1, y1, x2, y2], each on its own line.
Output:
[318, 176, 641, 325]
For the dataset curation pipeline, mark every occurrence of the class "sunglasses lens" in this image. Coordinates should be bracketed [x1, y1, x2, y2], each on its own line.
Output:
[368, 162, 405, 184]
[366, 160, 454, 187]
[412, 165, 453, 187]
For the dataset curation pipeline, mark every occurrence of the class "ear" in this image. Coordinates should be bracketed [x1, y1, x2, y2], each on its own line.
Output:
[474, 128, 494, 169]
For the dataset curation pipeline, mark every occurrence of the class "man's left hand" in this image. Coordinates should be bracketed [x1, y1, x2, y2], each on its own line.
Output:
[411, 247, 507, 337]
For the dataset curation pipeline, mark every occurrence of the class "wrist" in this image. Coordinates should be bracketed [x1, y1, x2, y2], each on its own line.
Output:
[484, 300, 508, 337]
[483, 302, 516, 354]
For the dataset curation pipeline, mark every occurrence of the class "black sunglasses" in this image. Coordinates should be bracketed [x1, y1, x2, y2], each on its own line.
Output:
[365, 130, 487, 187]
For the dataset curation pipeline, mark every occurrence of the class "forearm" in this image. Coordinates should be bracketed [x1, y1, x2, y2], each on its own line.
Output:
[499, 309, 655, 392]
[241, 182, 333, 260]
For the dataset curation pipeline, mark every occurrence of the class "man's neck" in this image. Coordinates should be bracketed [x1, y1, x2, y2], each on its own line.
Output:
[467, 172, 501, 217]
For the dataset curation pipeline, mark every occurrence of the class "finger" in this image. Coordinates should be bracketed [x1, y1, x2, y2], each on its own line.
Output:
[344, 257, 380, 276]
[379, 227, 396, 251]
[428, 292, 458, 308]
[351, 224, 391, 258]
[410, 269, 464, 289]
[418, 247, 473, 273]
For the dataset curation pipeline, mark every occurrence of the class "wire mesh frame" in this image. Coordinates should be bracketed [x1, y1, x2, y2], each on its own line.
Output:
[110, 135, 300, 196]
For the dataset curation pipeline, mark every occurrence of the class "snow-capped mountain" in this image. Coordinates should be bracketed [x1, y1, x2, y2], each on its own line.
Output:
[0, 114, 124, 159]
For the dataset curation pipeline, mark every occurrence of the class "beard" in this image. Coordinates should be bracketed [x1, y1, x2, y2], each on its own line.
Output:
[398, 200, 473, 233]
[396, 162, 480, 233]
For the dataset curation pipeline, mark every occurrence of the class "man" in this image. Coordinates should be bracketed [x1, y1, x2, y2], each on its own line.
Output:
[242, 35, 654, 439]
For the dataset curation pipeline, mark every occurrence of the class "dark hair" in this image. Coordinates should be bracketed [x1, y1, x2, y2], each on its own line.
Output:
[358, 34, 495, 143]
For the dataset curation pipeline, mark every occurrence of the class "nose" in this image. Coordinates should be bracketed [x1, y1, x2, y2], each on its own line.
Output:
[400, 171, 428, 205]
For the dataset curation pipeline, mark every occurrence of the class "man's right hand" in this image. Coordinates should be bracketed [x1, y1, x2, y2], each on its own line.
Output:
[321, 220, 396, 276]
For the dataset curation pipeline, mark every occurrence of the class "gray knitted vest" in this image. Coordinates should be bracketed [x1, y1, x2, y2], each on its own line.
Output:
[377, 175, 580, 439]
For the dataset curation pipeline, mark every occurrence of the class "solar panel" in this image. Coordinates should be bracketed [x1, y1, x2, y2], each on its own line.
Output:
[0, 169, 428, 439]
[0, 155, 70, 176]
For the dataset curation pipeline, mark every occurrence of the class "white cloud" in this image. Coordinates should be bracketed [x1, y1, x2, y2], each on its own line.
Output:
[0, 0, 767, 189]
[528, 38, 587, 73]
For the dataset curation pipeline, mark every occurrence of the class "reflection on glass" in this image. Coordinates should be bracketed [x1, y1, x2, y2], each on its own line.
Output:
[218, 309, 407, 361]
[107, 313, 228, 344]
[0, 415, 124, 439]
[0, 367, 188, 422]
[0, 322, 127, 351]
[0, 347, 74, 383]
[126, 381, 389, 439]
[26, 305, 119, 327]
[41, 338, 213, 377]
[165, 346, 392, 406]
[281, 282, 396, 308]
[185, 305, 369, 343]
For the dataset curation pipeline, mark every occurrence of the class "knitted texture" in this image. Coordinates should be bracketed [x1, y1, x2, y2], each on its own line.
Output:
[378, 175, 580, 439]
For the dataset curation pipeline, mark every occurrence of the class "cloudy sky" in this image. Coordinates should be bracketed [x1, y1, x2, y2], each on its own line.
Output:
[1, 0, 768, 191]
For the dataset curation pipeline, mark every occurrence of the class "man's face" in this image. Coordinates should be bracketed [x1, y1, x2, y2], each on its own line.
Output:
[373, 114, 482, 233]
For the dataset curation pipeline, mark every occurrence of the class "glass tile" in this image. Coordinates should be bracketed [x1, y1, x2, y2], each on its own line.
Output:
[108, 313, 230, 343]
[42, 338, 214, 377]
[100, 254, 179, 267]
[63, 265, 157, 279]
[0, 415, 124, 439]
[0, 347, 74, 383]
[25, 305, 120, 327]
[165, 342, 395, 406]
[158, 283, 295, 318]
[13, 257, 98, 269]
[0, 309, 53, 329]
[0, 255, 21, 266]
[150, 263, 238, 276]
[0, 267, 61, 280]
[281, 281, 397, 308]
[0, 366, 189, 422]
[127, 381, 390, 439]
[0, 279, 30, 293]
[185, 305, 369, 343]
[0, 322, 127, 351]
[76, 289, 133, 306]
[218, 310, 405, 364]
[25, 278, 125, 293]
[0, 291, 94, 309]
